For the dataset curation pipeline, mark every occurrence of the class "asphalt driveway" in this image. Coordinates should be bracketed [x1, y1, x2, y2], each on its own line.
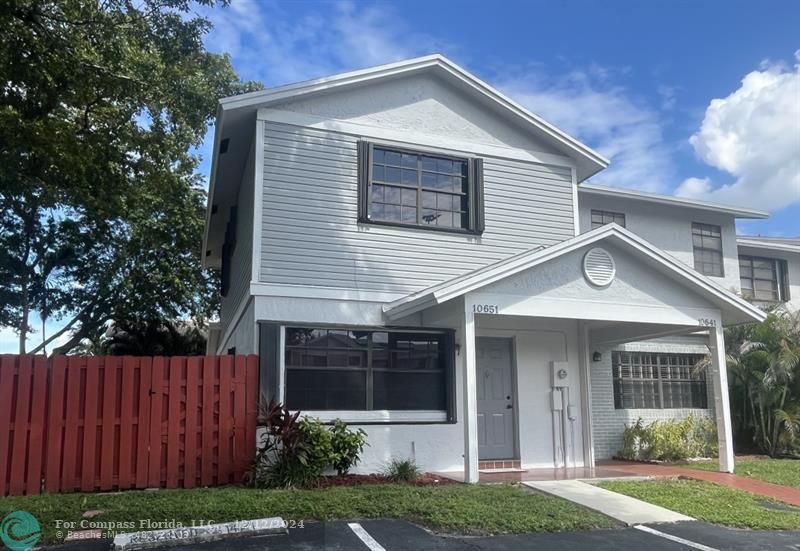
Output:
[51, 519, 800, 550]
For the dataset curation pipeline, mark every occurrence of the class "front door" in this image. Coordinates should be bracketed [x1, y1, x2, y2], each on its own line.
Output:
[476, 337, 515, 460]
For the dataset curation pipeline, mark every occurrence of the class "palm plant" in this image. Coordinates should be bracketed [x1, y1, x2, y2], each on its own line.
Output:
[723, 308, 800, 457]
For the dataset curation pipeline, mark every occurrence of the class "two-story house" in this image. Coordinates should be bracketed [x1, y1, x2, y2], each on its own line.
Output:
[202, 55, 770, 482]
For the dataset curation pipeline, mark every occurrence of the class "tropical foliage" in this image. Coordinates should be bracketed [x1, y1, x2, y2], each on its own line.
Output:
[619, 415, 718, 462]
[721, 308, 800, 457]
[248, 400, 369, 488]
[0, 0, 260, 354]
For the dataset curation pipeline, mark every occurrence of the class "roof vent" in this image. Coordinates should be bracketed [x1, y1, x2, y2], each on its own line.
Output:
[583, 247, 616, 287]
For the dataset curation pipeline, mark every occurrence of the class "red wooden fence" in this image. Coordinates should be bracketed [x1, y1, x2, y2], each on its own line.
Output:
[0, 355, 258, 496]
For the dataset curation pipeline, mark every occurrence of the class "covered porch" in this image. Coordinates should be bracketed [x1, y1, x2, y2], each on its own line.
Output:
[385, 225, 765, 483]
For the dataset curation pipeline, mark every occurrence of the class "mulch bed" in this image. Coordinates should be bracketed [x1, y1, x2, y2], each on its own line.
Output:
[315, 472, 457, 488]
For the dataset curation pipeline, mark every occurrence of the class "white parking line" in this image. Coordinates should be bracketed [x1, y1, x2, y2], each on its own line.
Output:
[347, 522, 388, 551]
[634, 525, 720, 551]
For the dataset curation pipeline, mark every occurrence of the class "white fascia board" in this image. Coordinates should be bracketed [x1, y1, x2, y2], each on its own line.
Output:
[383, 224, 766, 325]
[219, 54, 607, 180]
[737, 237, 800, 254]
[201, 104, 224, 268]
[578, 184, 769, 219]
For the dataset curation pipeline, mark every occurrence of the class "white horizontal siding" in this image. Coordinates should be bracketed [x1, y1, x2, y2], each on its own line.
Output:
[260, 122, 575, 293]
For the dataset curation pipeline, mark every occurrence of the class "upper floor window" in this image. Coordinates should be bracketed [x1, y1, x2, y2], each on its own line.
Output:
[739, 255, 790, 302]
[612, 351, 707, 409]
[591, 209, 626, 230]
[357, 142, 484, 234]
[692, 222, 724, 277]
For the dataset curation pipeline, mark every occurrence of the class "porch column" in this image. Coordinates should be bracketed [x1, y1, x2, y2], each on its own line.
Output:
[709, 324, 735, 473]
[462, 310, 479, 483]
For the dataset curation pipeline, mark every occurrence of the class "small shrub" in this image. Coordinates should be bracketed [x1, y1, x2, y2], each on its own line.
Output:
[384, 458, 421, 483]
[247, 403, 369, 488]
[330, 419, 368, 475]
[247, 399, 305, 488]
[618, 415, 718, 462]
[298, 417, 335, 475]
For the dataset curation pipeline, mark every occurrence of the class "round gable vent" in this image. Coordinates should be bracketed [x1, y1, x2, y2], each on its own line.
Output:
[583, 247, 616, 287]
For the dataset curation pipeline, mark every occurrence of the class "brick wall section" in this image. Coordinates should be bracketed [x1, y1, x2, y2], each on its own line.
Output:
[590, 335, 716, 460]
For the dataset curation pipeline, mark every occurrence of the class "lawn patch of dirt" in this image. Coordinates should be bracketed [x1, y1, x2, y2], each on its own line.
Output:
[316, 472, 456, 487]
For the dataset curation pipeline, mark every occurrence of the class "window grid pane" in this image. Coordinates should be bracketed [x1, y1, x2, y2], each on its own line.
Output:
[692, 222, 724, 277]
[739, 255, 782, 301]
[612, 352, 707, 409]
[370, 147, 469, 229]
[285, 327, 451, 412]
[591, 209, 626, 230]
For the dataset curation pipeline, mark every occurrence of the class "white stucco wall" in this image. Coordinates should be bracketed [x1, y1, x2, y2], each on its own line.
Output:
[272, 72, 562, 157]
[579, 193, 741, 293]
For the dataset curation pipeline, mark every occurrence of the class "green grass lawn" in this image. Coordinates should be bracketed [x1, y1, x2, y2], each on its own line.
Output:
[688, 458, 800, 488]
[0, 484, 617, 545]
[599, 479, 800, 530]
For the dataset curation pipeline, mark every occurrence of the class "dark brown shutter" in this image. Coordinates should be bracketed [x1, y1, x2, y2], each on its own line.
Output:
[471, 157, 485, 234]
[357, 141, 371, 222]
[780, 259, 791, 302]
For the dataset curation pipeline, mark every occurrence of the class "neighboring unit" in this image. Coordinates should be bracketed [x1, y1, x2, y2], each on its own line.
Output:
[203, 55, 777, 482]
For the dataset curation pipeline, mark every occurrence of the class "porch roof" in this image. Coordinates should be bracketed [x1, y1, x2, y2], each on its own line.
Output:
[382, 224, 767, 326]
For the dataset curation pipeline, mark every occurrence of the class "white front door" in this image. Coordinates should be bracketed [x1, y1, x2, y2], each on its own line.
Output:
[476, 337, 515, 460]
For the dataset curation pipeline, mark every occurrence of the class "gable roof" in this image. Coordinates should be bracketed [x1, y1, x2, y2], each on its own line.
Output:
[219, 54, 608, 181]
[579, 184, 769, 219]
[383, 224, 767, 326]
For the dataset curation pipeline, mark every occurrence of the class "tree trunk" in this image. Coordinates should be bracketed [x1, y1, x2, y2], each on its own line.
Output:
[19, 281, 28, 354]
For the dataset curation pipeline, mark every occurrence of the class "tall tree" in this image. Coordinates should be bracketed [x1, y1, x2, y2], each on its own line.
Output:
[0, 0, 260, 353]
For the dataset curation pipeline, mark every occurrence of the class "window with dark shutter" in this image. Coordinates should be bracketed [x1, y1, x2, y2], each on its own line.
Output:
[358, 142, 484, 234]
[740, 255, 790, 302]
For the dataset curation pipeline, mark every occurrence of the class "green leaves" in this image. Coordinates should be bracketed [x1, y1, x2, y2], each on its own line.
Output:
[0, 0, 262, 352]
[725, 308, 800, 457]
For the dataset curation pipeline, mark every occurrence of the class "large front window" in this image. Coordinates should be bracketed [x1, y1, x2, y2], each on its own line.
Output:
[357, 142, 484, 234]
[284, 327, 454, 416]
[739, 255, 789, 302]
[612, 352, 707, 409]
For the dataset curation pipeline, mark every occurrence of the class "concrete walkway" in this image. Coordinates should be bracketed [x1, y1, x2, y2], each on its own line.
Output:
[602, 461, 800, 507]
[523, 480, 693, 525]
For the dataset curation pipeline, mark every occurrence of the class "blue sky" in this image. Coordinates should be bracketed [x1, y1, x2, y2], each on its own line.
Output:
[200, 0, 800, 235]
[3, 0, 798, 353]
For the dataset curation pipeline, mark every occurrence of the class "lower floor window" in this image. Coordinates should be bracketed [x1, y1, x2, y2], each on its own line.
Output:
[612, 352, 707, 409]
[284, 327, 454, 416]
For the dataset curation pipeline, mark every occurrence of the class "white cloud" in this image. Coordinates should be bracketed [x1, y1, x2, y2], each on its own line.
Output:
[677, 52, 800, 211]
[201, 2, 677, 194]
[202, 0, 449, 86]
[675, 176, 711, 196]
[497, 67, 674, 193]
